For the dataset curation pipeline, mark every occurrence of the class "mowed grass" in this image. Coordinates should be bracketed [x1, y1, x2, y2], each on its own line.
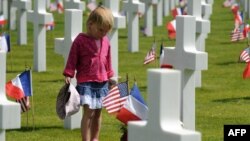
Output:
[5, 0, 250, 140]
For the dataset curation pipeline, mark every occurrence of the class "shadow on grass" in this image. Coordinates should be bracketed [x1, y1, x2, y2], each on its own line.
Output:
[216, 61, 238, 66]
[212, 96, 250, 103]
[39, 79, 64, 83]
[8, 125, 63, 133]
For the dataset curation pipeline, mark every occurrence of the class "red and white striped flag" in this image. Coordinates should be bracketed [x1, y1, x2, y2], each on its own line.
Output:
[239, 47, 250, 63]
[231, 28, 244, 42]
[16, 97, 30, 113]
[103, 82, 129, 114]
[143, 43, 156, 65]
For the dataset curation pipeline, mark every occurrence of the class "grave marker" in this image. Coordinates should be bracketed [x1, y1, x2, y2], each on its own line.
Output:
[64, 0, 85, 11]
[187, 0, 210, 88]
[54, 9, 83, 129]
[163, 0, 169, 16]
[142, 0, 158, 37]
[104, 0, 126, 80]
[123, 0, 145, 52]
[27, 0, 53, 72]
[0, 51, 21, 141]
[12, 0, 32, 45]
[201, 0, 212, 20]
[162, 15, 207, 130]
[128, 69, 201, 141]
[156, 0, 163, 26]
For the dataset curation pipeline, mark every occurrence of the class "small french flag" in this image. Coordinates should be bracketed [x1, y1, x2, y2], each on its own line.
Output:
[6, 70, 32, 100]
[0, 33, 10, 52]
[0, 14, 7, 26]
[166, 19, 176, 39]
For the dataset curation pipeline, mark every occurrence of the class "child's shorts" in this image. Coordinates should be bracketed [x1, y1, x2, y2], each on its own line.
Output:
[76, 81, 108, 109]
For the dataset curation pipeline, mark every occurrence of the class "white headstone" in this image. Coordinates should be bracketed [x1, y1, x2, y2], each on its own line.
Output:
[46, 0, 50, 9]
[169, 0, 175, 10]
[27, 0, 53, 72]
[55, 9, 83, 129]
[187, 0, 210, 88]
[128, 69, 201, 141]
[10, 1, 17, 30]
[12, 0, 32, 45]
[162, 15, 208, 130]
[156, 0, 163, 26]
[201, 0, 212, 20]
[163, 0, 169, 16]
[64, 0, 85, 11]
[104, 0, 126, 80]
[142, 0, 157, 37]
[0, 51, 21, 141]
[123, 0, 145, 52]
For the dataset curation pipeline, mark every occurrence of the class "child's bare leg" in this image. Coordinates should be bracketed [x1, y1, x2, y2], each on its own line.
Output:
[81, 105, 94, 141]
[90, 109, 102, 141]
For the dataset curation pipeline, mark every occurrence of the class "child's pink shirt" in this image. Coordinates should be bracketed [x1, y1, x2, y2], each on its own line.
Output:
[63, 33, 114, 83]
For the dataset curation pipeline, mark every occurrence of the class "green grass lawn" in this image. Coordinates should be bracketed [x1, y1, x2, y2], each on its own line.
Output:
[4, 0, 250, 140]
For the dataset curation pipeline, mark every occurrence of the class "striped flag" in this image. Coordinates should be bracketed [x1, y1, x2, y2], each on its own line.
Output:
[103, 82, 129, 114]
[231, 28, 244, 42]
[16, 97, 30, 113]
[239, 47, 250, 63]
[143, 42, 156, 65]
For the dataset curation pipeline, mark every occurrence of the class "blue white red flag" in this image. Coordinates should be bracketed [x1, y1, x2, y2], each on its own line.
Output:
[166, 19, 176, 39]
[103, 82, 129, 114]
[0, 14, 7, 27]
[45, 16, 55, 31]
[116, 84, 148, 125]
[234, 11, 243, 25]
[172, 7, 184, 19]
[6, 70, 32, 100]
[0, 33, 10, 52]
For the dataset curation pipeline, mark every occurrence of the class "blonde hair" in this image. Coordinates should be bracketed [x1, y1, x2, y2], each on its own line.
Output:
[87, 6, 114, 32]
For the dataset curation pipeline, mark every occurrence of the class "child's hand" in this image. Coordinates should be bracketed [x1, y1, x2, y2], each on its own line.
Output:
[65, 77, 71, 84]
[108, 77, 117, 90]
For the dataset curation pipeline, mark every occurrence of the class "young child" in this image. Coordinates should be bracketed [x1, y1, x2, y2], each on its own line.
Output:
[63, 6, 114, 141]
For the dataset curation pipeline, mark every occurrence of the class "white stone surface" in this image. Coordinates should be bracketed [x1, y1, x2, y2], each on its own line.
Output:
[187, 0, 210, 88]
[156, 0, 163, 26]
[142, 0, 158, 37]
[163, 15, 207, 130]
[12, 0, 32, 45]
[0, 51, 21, 141]
[104, 0, 126, 80]
[201, 0, 212, 20]
[27, 0, 53, 72]
[123, 0, 145, 52]
[64, 0, 85, 11]
[54, 9, 83, 129]
[128, 69, 201, 141]
[163, 0, 169, 16]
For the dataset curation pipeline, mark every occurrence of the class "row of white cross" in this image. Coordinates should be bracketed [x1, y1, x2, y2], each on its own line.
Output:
[0, 0, 216, 141]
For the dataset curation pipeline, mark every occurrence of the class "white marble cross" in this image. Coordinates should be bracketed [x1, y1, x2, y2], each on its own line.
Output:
[123, 0, 145, 52]
[169, 0, 175, 10]
[55, 9, 83, 129]
[163, 0, 169, 16]
[27, 0, 53, 72]
[64, 0, 85, 11]
[10, 0, 17, 30]
[162, 15, 207, 130]
[142, 0, 158, 37]
[0, 51, 21, 141]
[128, 69, 201, 141]
[12, 0, 32, 45]
[201, 0, 212, 20]
[156, 0, 163, 26]
[187, 0, 210, 88]
[104, 0, 126, 80]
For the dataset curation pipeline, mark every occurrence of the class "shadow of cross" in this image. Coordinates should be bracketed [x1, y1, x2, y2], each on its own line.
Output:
[128, 69, 201, 141]
[54, 9, 83, 130]
[162, 15, 207, 130]
[27, 0, 53, 72]
[12, 0, 32, 45]
[123, 0, 145, 52]
[0, 51, 21, 141]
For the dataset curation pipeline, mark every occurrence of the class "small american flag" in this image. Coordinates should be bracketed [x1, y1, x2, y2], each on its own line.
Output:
[16, 97, 30, 113]
[103, 82, 129, 114]
[144, 43, 156, 65]
[239, 47, 250, 63]
[231, 28, 244, 42]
